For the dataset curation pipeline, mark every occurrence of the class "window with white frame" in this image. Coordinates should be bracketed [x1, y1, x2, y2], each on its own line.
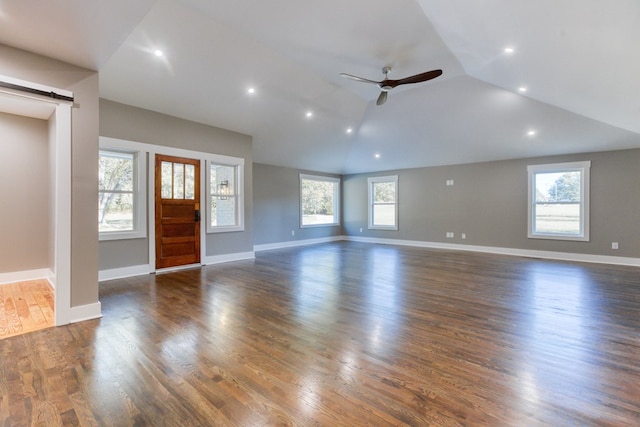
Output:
[208, 162, 244, 232]
[98, 148, 147, 240]
[368, 175, 398, 230]
[300, 174, 340, 227]
[527, 161, 590, 241]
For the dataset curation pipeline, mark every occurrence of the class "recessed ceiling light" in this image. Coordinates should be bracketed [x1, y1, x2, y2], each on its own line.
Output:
[306, 111, 313, 118]
[374, 153, 381, 159]
[527, 130, 537, 136]
[346, 127, 353, 134]
[154, 49, 163, 57]
[247, 87, 256, 95]
[504, 47, 515, 54]
[518, 87, 528, 93]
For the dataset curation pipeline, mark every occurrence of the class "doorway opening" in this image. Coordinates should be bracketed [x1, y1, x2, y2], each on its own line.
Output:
[0, 80, 73, 332]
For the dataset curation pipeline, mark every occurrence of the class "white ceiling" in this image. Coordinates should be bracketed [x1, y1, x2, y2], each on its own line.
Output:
[0, 0, 638, 174]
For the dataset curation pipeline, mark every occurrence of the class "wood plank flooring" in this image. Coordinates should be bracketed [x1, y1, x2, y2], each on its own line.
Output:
[1, 242, 639, 426]
[0, 279, 54, 339]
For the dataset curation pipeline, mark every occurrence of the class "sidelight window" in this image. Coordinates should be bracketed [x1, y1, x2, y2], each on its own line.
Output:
[98, 148, 147, 240]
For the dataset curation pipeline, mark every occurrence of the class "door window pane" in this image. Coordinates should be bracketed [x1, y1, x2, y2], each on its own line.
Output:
[185, 164, 195, 200]
[161, 161, 172, 199]
[173, 163, 184, 199]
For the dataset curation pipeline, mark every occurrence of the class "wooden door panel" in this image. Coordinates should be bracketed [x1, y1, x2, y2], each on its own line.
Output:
[161, 223, 196, 236]
[161, 242, 197, 258]
[155, 154, 200, 269]
[160, 203, 194, 219]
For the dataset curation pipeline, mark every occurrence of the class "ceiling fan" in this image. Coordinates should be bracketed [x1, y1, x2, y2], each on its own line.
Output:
[340, 66, 443, 105]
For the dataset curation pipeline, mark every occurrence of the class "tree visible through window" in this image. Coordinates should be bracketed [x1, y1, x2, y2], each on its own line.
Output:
[528, 161, 590, 240]
[99, 150, 135, 233]
[300, 174, 340, 227]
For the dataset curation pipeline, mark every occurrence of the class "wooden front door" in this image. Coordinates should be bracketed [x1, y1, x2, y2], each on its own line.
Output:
[155, 154, 201, 269]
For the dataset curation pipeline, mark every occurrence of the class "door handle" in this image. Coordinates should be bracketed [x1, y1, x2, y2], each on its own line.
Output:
[194, 209, 200, 222]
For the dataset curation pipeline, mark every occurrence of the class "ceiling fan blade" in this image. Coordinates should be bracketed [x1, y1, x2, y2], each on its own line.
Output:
[386, 69, 443, 89]
[340, 73, 379, 84]
[376, 91, 388, 106]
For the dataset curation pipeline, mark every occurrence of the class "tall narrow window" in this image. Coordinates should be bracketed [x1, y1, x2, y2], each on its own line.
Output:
[99, 148, 146, 240]
[528, 161, 590, 241]
[300, 174, 341, 227]
[368, 175, 398, 230]
[208, 162, 244, 232]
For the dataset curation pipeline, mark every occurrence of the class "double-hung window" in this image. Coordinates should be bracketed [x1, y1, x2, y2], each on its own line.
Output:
[300, 174, 340, 227]
[208, 162, 244, 232]
[527, 161, 590, 241]
[98, 148, 147, 240]
[368, 175, 398, 230]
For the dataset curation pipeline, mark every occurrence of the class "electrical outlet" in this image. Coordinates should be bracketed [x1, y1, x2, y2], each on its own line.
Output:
[446, 179, 454, 186]
[291, 230, 295, 236]
[461, 233, 466, 239]
[359, 227, 363, 233]
[612, 242, 619, 250]
[446, 232, 454, 238]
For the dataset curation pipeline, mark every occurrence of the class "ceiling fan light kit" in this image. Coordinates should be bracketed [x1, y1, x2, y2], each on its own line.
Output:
[340, 66, 443, 105]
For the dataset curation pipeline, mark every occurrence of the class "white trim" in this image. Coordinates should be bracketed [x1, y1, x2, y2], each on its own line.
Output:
[99, 264, 151, 282]
[53, 103, 72, 326]
[254, 236, 344, 252]
[203, 251, 255, 265]
[0, 268, 54, 285]
[344, 236, 640, 267]
[68, 302, 102, 324]
[98, 252, 256, 281]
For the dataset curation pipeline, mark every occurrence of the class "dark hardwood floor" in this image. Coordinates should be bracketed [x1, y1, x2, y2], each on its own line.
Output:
[1, 242, 639, 426]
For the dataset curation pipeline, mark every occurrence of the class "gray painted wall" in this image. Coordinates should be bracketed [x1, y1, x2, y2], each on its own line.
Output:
[343, 149, 640, 258]
[253, 163, 342, 246]
[0, 44, 100, 308]
[0, 112, 50, 272]
[99, 99, 253, 271]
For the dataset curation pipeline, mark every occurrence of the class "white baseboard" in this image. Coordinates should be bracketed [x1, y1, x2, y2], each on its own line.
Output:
[99, 252, 256, 281]
[345, 236, 640, 267]
[99, 264, 150, 282]
[203, 251, 255, 265]
[0, 268, 54, 285]
[69, 302, 102, 324]
[254, 236, 344, 252]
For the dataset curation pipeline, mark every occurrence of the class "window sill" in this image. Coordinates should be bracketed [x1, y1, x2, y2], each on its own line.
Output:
[528, 233, 589, 242]
[300, 223, 340, 229]
[207, 225, 245, 234]
[99, 231, 147, 241]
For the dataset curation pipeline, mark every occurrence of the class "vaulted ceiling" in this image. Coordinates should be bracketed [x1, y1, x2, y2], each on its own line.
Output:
[1, 0, 638, 174]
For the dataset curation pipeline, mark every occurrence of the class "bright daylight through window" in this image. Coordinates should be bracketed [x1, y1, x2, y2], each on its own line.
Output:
[208, 162, 243, 232]
[528, 161, 590, 241]
[368, 175, 398, 230]
[300, 174, 340, 227]
[99, 149, 146, 240]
